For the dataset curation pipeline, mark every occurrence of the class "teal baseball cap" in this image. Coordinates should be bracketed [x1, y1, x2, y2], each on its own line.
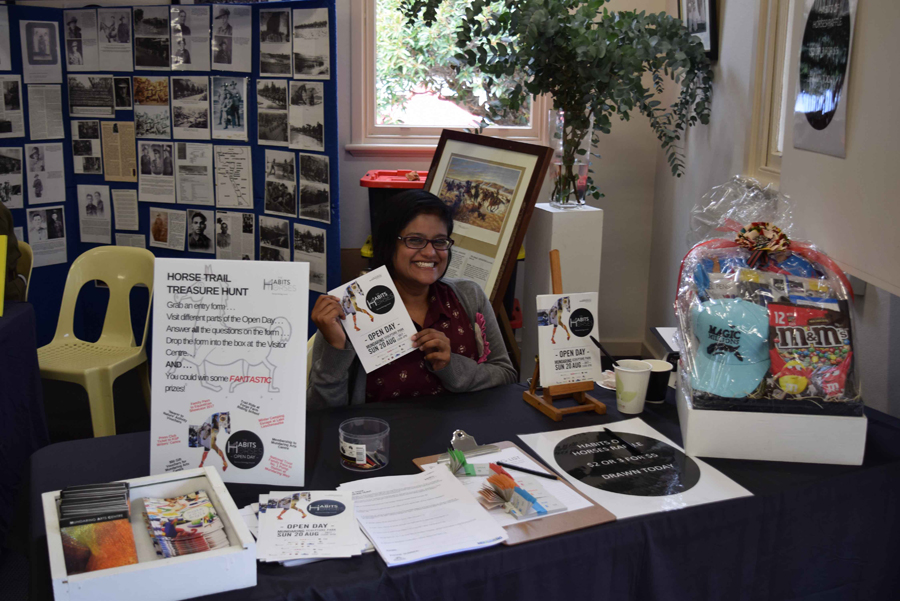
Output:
[691, 299, 770, 398]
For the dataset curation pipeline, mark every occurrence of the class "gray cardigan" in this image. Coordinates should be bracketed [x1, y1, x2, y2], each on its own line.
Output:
[307, 278, 517, 408]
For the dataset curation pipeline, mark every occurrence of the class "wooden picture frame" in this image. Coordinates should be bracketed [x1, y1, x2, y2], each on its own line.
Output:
[424, 130, 553, 310]
[679, 0, 719, 62]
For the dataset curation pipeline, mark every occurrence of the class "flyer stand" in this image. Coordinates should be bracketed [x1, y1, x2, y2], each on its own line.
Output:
[523, 250, 606, 421]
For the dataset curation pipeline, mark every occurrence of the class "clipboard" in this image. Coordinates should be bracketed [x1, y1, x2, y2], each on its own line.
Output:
[413, 441, 616, 545]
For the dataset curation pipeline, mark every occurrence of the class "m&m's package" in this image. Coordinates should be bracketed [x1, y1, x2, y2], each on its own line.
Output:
[675, 178, 862, 417]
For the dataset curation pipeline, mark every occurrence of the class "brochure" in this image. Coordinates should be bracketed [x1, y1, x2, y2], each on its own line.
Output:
[536, 292, 602, 386]
[328, 266, 417, 373]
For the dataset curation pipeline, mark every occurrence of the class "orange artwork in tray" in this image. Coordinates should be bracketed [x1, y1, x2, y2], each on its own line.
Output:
[61, 519, 138, 575]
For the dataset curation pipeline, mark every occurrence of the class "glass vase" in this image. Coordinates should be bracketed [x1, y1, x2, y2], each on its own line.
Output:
[549, 109, 593, 209]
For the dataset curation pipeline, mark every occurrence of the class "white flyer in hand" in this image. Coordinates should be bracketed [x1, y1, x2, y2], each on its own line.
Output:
[328, 265, 417, 374]
[536, 292, 602, 387]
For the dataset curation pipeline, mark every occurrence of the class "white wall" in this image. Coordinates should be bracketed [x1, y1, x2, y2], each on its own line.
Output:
[646, 0, 760, 332]
[336, 0, 664, 353]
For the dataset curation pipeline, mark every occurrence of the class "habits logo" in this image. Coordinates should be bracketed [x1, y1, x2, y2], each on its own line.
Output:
[307, 500, 346, 517]
[366, 285, 394, 315]
[263, 277, 296, 292]
[225, 430, 264, 469]
[568, 309, 594, 337]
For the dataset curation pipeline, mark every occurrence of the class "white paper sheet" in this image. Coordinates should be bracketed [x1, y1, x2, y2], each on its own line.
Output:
[98, 8, 133, 72]
[216, 210, 254, 261]
[171, 6, 210, 72]
[101, 121, 137, 182]
[27, 85, 63, 140]
[519, 419, 752, 521]
[292, 8, 330, 80]
[264, 149, 296, 217]
[134, 76, 171, 139]
[134, 6, 170, 71]
[259, 8, 292, 77]
[113, 76, 132, 110]
[171, 76, 210, 140]
[175, 142, 213, 205]
[76, 184, 111, 244]
[112, 189, 138, 230]
[24, 143, 65, 205]
[26, 205, 66, 267]
[259, 215, 290, 262]
[0, 148, 23, 209]
[138, 140, 175, 204]
[71, 120, 102, 175]
[298, 152, 329, 223]
[211, 76, 247, 141]
[0, 8, 11, 71]
[328, 266, 418, 374]
[63, 9, 99, 72]
[148, 207, 184, 251]
[338, 467, 507, 567]
[214, 145, 253, 209]
[20, 21, 62, 85]
[288, 81, 323, 151]
[0, 75, 25, 139]
[257, 79, 289, 147]
[293, 223, 326, 293]
[115, 232, 145, 248]
[212, 5, 251, 73]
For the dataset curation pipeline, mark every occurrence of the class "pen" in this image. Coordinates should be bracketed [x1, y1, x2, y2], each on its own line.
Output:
[495, 462, 559, 481]
[604, 427, 643, 455]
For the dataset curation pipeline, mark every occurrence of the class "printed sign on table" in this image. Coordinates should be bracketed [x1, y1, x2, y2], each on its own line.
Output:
[537, 292, 601, 386]
[151, 258, 309, 485]
[328, 266, 417, 374]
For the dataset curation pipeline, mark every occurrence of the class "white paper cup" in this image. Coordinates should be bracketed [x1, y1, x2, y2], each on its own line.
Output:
[614, 360, 653, 414]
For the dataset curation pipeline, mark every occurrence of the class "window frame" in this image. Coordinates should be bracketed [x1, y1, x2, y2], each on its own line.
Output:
[347, 0, 549, 158]
[748, 0, 795, 186]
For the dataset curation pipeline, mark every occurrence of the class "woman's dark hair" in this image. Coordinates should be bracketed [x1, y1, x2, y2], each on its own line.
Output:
[372, 189, 453, 279]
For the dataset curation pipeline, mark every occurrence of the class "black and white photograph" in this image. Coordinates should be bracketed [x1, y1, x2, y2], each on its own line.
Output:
[0, 75, 25, 139]
[258, 80, 288, 110]
[25, 142, 65, 205]
[289, 81, 324, 151]
[4, 80, 21, 112]
[138, 141, 176, 204]
[260, 245, 289, 262]
[186, 208, 214, 254]
[134, 76, 171, 138]
[299, 152, 330, 223]
[76, 184, 111, 244]
[292, 7, 330, 80]
[293, 223, 327, 292]
[212, 76, 247, 141]
[67, 74, 115, 118]
[257, 79, 289, 147]
[134, 7, 170, 70]
[20, 21, 62, 84]
[264, 149, 296, 217]
[214, 210, 255, 260]
[171, 6, 210, 71]
[114, 76, 132, 109]
[0, 147, 23, 209]
[259, 215, 290, 251]
[212, 5, 251, 73]
[67, 40, 84, 67]
[99, 8, 133, 71]
[172, 76, 210, 140]
[678, 0, 717, 59]
[26, 205, 68, 267]
[71, 119, 103, 175]
[172, 37, 192, 68]
[259, 8, 292, 77]
[149, 207, 185, 250]
[174, 142, 213, 205]
[64, 9, 99, 71]
[259, 111, 289, 147]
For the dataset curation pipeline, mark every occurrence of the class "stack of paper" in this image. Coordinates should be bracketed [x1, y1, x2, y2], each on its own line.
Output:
[255, 491, 370, 564]
[141, 490, 229, 558]
[338, 467, 508, 567]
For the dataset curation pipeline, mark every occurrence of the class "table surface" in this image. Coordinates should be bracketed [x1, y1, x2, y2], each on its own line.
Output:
[1, 302, 48, 546]
[28, 383, 900, 601]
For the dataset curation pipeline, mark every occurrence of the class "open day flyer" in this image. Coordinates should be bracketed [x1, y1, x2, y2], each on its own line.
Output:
[150, 258, 308, 485]
[537, 292, 602, 386]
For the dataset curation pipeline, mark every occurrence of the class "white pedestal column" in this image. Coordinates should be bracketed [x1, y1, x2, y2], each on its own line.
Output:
[520, 203, 603, 383]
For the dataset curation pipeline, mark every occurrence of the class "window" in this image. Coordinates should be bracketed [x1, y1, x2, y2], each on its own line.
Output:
[348, 0, 548, 157]
[748, 0, 795, 185]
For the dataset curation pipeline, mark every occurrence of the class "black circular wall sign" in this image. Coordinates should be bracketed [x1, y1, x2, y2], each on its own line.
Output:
[799, 0, 852, 130]
[366, 285, 395, 314]
[224, 430, 264, 469]
[553, 431, 700, 496]
[568, 308, 594, 337]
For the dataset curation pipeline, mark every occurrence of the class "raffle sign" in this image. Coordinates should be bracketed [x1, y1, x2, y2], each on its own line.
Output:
[150, 258, 308, 485]
[536, 292, 601, 386]
[328, 265, 417, 373]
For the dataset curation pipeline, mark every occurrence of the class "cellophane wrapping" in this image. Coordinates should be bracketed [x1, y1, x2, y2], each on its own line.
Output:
[675, 176, 862, 416]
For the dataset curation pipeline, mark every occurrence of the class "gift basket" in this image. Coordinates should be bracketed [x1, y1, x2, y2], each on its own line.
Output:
[675, 177, 862, 417]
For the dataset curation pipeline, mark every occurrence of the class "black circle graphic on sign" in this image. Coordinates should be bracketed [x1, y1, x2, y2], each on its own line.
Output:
[224, 430, 264, 470]
[553, 431, 700, 496]
[307, 500, 346, 517]
[366, 285, 395, 315]
[568, 308, 594, 337]
[799, 0, 851, 130]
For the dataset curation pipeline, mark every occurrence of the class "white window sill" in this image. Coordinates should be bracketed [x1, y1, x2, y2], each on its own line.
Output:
[344, 143, 437, 158]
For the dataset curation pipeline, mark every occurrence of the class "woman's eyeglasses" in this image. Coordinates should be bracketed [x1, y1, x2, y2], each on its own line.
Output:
[398, 236, 455, 251]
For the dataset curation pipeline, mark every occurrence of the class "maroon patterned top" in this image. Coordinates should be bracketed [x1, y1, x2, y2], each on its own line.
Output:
[365, 281, 478, 402]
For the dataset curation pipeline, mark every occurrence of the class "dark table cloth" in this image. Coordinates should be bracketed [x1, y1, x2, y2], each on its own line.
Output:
[28, 383, 900, 601]
[1, 302, 48, 546]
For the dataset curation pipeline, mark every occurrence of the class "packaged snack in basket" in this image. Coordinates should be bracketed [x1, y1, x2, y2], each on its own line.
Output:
[675, 177, 862, 417]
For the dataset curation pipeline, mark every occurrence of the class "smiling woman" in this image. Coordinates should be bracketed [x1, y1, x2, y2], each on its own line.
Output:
[308, 190, 516, 407]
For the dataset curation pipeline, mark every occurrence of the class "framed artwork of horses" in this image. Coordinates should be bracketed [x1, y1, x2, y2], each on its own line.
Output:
[425, 130, 553, 308]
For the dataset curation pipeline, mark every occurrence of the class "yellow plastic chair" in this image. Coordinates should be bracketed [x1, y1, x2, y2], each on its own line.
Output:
[17, 240, 33, 300]
[38, 247, 154, 438]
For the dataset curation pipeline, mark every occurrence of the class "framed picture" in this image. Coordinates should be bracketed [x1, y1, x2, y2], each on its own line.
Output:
[425, 130, 553, 309]
[25, 22, 60, 65]
[679, 0, 718, 61]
